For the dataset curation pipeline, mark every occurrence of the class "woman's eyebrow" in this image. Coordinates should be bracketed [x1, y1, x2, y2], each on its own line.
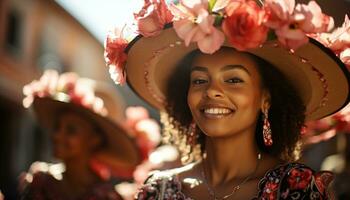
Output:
[191, 65, 251, 76]
[221, 64, 251, 75]
[191, 66, 208, 72]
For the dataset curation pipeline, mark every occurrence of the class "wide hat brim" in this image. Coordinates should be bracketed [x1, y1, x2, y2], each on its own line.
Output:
[125, 25, 350, 121]
[32, 97, 141, 168]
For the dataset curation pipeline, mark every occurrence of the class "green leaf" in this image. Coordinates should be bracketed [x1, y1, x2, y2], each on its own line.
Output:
[208, 0, 217, 12]
[214, 15, 224, 26]
[267, 30, 277, 41]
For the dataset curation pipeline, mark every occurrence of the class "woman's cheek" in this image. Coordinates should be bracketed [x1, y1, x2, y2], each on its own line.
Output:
[66, 136, 84, 155]
[188, 89, 201, 107]
[227, 87, 257, 107]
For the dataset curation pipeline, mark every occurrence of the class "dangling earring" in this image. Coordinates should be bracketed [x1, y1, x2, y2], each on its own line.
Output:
[263, 109, 273, 146]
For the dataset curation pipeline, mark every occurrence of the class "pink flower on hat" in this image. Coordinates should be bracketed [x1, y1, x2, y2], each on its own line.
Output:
[328, 15, 350, 52]
[222, 0, 268, 51]
[311, 15, 350, 52]
[311, 15, 350, 69]
[23, 70, 59, 108]
[264, 0, 304, 50]
[264, 0, 295, 29]
[169, 0, 225, 54]
[340, 48, 350, 70]
[23, 70, 107, 116]
[311, 32, 331, 47]
[333, 103, 350, 132]
[104, 28, 128, 85]
[134, 0, 173, 37]
[57, 72, 78, 93]
[294, 1, 334, 33]
[265, 0, 333, 50]
[275, 25, 309, 50]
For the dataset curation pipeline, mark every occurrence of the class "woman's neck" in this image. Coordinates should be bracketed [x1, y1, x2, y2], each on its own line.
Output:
[203, 127, 260, 186]
[63, 156, 99, 188]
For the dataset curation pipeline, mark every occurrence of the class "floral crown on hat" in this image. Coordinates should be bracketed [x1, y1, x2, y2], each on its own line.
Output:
[104, 0, 349, 85]
[23, 69, 108, 116]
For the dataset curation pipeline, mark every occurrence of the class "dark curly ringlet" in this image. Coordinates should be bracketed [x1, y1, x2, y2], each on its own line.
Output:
[165, 47, 306, 162]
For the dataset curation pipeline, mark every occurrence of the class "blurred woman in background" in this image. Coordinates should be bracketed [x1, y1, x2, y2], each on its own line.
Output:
[19, 70, 142, 200]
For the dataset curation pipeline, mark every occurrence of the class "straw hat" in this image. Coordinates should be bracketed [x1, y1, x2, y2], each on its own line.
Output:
[105, 0, 350, 120]
[23, 70, 141, 169]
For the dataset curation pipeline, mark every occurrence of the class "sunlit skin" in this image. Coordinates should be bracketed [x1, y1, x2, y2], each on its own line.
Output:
[178, 48, 280, 199]
[51, 111, 102, 198]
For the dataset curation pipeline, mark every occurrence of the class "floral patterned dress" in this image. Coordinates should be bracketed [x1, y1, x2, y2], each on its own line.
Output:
[135, 163, 333, 200]
[20, 171, 123, 200]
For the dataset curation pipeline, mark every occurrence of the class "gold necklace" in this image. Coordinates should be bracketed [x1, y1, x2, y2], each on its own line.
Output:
[201, 153, 262, 200]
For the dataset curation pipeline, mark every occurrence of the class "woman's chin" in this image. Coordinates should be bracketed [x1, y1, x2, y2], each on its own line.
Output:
[197, 120, 235, 137]
[199, 127, 231, 138]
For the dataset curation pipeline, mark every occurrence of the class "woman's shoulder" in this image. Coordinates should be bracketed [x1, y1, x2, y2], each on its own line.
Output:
[20, 162, 123, 200]
[19, 162, 63, 199]
[256, 162, 334, 199]
[20, 162, 63, 187]
[135, 163, 196, 200]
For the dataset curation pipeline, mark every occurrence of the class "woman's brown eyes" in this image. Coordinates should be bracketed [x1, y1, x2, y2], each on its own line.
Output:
[225, 77, 243, 84]
[192, 79, 207, 85]
[191, 77, 243, 85]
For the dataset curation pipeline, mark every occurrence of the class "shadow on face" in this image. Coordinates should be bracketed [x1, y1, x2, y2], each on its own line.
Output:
[52, 111, 103, 161]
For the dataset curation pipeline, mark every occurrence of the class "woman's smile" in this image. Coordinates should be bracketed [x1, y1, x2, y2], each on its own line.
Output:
[199, 103, 235, 119]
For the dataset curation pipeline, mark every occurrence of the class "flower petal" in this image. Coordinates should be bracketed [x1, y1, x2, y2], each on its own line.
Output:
[197, 27, 225, 54]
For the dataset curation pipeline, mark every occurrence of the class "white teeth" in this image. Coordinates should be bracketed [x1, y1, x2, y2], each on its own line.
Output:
[204, 108, 232, 115]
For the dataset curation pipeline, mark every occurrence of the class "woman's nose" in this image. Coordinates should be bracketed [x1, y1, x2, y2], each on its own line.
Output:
[206, 82, 224, 99]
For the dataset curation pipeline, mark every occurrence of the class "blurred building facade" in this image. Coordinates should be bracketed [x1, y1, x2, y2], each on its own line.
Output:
[0, 0, 110, 199]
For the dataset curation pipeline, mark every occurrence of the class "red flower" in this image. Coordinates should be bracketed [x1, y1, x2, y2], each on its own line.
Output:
[314, 171, 333, 193]
[262, 182, 279, 200]
[287, 168, 313, 190]
[104, 28, 128, 85]
[222, 0, 268, 51]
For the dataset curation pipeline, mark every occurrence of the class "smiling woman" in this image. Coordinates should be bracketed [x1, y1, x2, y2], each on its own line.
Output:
[134, 44, 338, 198]
[152, 47, 309, 199]
[104, 0, 350, 199]
[166, 47, 305, 165]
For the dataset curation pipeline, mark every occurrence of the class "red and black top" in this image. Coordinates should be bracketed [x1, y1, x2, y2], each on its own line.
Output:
[136, 163, 333, 200]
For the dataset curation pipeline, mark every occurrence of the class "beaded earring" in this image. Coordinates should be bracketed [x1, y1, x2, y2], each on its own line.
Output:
[263, 109, 273, 146]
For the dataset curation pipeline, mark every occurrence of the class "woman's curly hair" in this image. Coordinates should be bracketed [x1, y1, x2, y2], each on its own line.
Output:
[163, 48, 306, 163]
